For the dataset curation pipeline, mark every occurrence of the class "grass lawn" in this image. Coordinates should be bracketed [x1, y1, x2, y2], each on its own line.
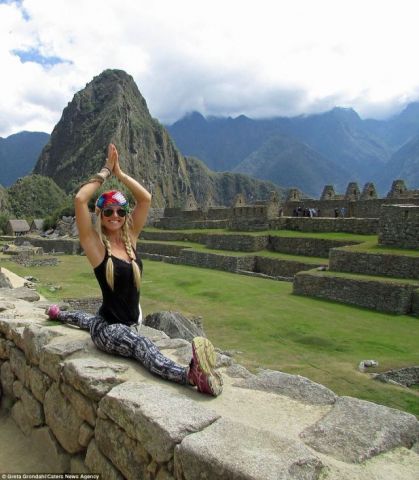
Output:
[341, 239, 419, 257]
[1, 254, 418, 416]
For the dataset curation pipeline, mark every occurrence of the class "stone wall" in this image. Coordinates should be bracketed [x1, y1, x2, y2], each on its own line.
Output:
[329, 249, 419, 280]
[254, 257, 326, 279]
[1, 285, 419, 478]
[15, 236, 82, 254]
[270, 217, 379, 235]
[137, 242, 189, 257]
[205, 234, 269, 252]
[283, 197, 419, 219]
[293, 271, 419, 315]
[174, 250, 255, 274]
[378, 204, 419, 249]
[269, 237, 358, 258]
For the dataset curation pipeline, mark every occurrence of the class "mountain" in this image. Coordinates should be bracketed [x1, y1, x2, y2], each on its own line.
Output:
[0, 131, 50, 187]
[7, 174, 69, 218]
[34, 69, 283, 207]
[168, 107, 392, 193]
[365, 102, 419, 150]
[376, 133, 419, 190]
[234, 134, 350, 197]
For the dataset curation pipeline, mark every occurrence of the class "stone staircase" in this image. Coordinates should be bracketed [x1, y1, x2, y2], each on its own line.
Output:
[293, 246, 419, 316]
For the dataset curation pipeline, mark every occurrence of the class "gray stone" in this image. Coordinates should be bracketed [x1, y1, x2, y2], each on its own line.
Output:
[28, 366, 52, 403]
[21, 386, 44, 426]
[39, 338, 91, 381]
[61, 382, 97, 426]
[374, 366, 419, 388]
[12, 379, 24, 398]
[78, 422, 94, 447]
[0, 338, 13, 359]
[144, 311, 205, 341]
[0, 286, 40, 302]
[0, 301, 15, 311]
[154, 338, 191, 350]
[9, 346, 28, 384]
[62, 358, 129, 402]
[31, 427, 71, 472]
[85, 439, 124, 480]
[216, 352, 233, 368]
[175, 418, 325, 480]
[11, 400, 32, 435]
[9, 327, 27, 351]
[95, 417, 150, 480]
[99, 382, 220, 463]
[225, 363, 253, 379]
[70, 455, 90, 474]
[300, 396, 419, 463]
[1, 361, 15, 399]
[44, 383, 84, 454]
[171, 344, 192, 365]
[0, 270, 12, 288]
[23, 325, 63, 365]
[137, 324, 169, 342]
[236, 369, 337, 405]
[0, 319, 34, 340]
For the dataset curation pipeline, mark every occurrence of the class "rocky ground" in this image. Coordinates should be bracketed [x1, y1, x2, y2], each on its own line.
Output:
[0, 267, 418, 479]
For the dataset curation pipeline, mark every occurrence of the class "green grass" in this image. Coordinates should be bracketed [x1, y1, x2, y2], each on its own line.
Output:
[2, 253, 418, 416]
[305, 268, 419, 286]
[341, 239, 419, 257]
[144, 227, 377, 243]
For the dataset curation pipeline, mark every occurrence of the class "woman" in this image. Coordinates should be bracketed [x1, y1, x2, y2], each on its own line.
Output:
[47, 143, 222, 396]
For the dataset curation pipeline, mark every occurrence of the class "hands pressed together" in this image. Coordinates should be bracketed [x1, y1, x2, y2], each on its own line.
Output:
[105, 143, 123, 179]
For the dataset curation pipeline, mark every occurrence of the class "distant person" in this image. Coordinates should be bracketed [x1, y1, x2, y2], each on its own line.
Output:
[46, 144, 222, 396]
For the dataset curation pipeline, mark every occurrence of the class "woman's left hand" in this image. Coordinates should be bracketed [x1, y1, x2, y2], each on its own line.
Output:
[111, 144, 123, 179]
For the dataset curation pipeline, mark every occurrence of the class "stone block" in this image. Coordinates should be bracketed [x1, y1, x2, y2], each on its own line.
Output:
[12, 379, 24, 398]
[21, 386, 44, 426]
[11, 400, 32, 436]
[0, 338, 13, 359]
[95, 417, 150, 480]
[44, 383, 84, 454]
[0, 319, 33, 340]
[61, 382, 97, 426]
[70, 455, 90, 474]
[39, 338, 90, 381]
[9, 346, 27, 384]
[62, 358, 129, 402]
[0, 287, 40, 302]
[85, 439, 124, 480]
[236, 369, 337, 405]
[0, 301, 15, 311]
[99, 382, 220, 463]
[28, 366, 52, 403]
[78, 422, 94, 447]
[144, 311, 204, 341]
[31, 426, 71, 472]
[300, 396, 419, 463]
[175, 418, 325, 480]
[23, 325, 63, 365]
[1, 361, 15, 399]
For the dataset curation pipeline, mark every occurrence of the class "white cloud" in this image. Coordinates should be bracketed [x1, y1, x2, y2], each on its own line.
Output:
[1, 0, 419, 136]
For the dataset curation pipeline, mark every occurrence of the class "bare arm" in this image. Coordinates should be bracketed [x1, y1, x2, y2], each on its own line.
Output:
[113, 146, 151, 243]
[74, 147, 115, 267]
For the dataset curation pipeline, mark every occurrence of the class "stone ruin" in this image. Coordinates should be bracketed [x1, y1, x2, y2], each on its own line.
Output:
[0, 278, 418, 478]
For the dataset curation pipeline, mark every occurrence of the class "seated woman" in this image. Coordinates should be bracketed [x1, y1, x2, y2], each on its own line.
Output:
[47, 143, 222, 396]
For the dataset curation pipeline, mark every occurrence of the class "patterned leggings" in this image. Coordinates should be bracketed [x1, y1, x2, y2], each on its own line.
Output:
[58, 310, 188, 385]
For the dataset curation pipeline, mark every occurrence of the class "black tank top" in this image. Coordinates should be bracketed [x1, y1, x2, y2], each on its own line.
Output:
[93, 252, 143, 326]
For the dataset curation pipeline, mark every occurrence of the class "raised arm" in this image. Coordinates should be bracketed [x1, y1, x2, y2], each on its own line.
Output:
[112, 145, 152, 243]
[74, 147, 114, 267]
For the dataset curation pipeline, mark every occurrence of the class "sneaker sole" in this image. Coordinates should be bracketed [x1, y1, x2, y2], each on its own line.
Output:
[192, 337, 223, 396]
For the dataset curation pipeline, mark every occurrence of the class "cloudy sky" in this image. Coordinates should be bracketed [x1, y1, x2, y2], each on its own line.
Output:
[1, 0, 419, 137]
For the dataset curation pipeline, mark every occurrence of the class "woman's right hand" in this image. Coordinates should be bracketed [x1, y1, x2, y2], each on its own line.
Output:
[105, 143, 117, 172]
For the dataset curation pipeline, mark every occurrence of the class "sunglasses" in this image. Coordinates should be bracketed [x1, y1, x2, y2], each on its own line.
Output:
[102, 208, 127, 218]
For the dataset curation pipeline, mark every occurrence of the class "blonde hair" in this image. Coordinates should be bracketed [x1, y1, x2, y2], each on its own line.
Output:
[95, 213, 142, 291]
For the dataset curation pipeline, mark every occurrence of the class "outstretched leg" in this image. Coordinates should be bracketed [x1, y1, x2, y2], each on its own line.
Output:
[90, 317, 189, 385]
[47, 305, 97, 331]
